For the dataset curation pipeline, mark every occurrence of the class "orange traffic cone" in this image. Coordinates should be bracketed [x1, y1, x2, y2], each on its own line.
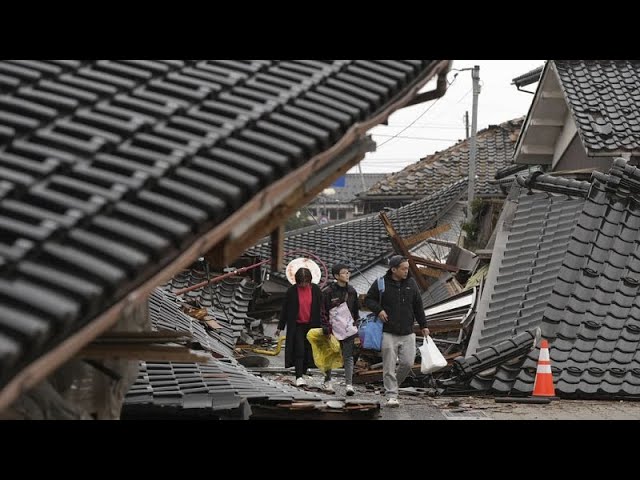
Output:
[532, 339, 556, 397]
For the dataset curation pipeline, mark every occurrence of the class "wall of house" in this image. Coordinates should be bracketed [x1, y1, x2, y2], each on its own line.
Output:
[554, 136, 610, 172]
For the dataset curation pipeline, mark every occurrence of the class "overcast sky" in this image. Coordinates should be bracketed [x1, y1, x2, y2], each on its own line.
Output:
[349, 60, 545, 174]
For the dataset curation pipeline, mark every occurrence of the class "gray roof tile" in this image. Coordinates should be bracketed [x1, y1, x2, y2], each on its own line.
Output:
[359, 118, 523, 199]
[555, 61, 640, 154]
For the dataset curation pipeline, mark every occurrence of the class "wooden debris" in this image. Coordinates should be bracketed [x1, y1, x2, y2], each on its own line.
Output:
[93, 329, 192, 344]
[78, 343, 212, 363]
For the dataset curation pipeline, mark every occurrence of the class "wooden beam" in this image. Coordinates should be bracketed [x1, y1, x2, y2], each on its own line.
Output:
[78, 344, 213, 363]
[404, 224, 451, 248]
[92, 330, 192, 344]
[427, 238, 457, 248]
[408, 254, 459, 272]
[417, 266, 444, 278]
[270, 225, 284, 272]
[378, 212, 429, 291]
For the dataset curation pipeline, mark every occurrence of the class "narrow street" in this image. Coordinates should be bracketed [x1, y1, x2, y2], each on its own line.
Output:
[259, 323, 640, 420]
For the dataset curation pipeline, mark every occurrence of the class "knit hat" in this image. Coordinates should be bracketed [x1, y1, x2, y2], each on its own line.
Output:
[388, 255, 406, 269]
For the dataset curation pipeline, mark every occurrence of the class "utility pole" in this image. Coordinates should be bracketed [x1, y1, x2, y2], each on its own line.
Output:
[357, 162, 367, 193]
[464, 111, 470, 139]
[467, 65, 480, 223]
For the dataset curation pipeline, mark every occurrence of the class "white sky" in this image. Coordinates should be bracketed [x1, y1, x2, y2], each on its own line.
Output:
[349, 60, 545, 174]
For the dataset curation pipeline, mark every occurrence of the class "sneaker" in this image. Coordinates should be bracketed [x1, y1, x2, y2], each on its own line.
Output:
[321, 381, 334, 393]
[295, 377, 307, 387]
[386, 397, 400, 408]
[345, 385, 355, 396]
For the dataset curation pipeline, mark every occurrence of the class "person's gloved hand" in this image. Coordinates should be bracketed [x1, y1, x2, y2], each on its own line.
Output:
[322, 326, 330, 335]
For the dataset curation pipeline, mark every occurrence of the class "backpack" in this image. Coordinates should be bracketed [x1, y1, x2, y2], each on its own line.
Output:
[358, 277, 385, 351]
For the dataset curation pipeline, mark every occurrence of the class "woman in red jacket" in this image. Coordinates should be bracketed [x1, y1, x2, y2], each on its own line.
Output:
[275, 267, 323, 387]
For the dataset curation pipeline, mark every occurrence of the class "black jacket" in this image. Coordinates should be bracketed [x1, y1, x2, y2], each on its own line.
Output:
[321, 282, 360, 334]
[364, 270, 426, 335]
[278, 283, 323, 368]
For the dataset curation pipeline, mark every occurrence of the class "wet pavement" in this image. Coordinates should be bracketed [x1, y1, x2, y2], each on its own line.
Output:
[253, 322, 640, 420]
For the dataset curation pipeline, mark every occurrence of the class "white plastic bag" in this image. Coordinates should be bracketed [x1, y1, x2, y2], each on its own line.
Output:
[419, 335, 447, 374]
[329, 302, 358, 340]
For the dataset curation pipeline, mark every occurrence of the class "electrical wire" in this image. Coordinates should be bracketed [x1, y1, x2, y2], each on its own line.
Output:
[372, 133, 461, 142]
[375, 73, 460, 150]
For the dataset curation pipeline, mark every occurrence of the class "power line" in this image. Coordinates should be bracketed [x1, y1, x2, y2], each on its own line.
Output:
[372, 133, 461, 142]
[376, 72, 460, 150]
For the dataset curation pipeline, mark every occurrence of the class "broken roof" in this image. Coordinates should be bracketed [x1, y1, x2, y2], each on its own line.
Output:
[512, 158, 640, 397]
[466, 174, 589, 392]
[0, 59, 450, 409]
[358, 118, 523, 200]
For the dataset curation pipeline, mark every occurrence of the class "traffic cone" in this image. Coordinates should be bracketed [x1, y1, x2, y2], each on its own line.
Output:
[532, 339, 556, 397]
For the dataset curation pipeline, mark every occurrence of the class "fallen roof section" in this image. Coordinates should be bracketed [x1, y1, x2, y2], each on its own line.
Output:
[0, 59, 451, 411]
[512, 158, 640, 397]
[466, 175, 588, 392]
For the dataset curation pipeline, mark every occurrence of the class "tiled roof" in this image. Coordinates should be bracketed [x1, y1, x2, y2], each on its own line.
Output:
[248, 179, 468, 285]
[312, 173, 386, 203]
[446, 328, 539, 385]
[554, 60, 640, 155]
[512, 158, 640, 397]
[164, 265, 257, 353]
[148, 288, 230, 356]
[349, 264, 389, 296]
[466, 179, 587, 392]
[359, 118, 523, 199]
[124, 357, 325, 418]
[0, 60, 441, 393]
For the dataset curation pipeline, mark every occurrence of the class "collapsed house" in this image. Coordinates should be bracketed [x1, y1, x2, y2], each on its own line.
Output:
[0, 59, 452, 419]
[450, 61, 640, 399]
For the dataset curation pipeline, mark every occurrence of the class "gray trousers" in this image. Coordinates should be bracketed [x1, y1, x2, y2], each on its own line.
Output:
[381, 332, 416, 399]
[324, 334, 357, 385]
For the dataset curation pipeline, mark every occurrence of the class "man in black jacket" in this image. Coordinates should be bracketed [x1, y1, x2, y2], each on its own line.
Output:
[364, 255, 429, 407]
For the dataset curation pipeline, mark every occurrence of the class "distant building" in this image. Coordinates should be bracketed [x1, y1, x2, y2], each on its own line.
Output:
[306, 173, 386, 222]
[355, 118, 524, 215]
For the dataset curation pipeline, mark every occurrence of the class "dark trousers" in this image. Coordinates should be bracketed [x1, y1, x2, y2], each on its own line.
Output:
[293, 323, 314, 378]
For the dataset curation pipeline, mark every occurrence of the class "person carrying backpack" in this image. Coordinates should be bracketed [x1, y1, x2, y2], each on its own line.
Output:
[364, 255, 429, 408]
